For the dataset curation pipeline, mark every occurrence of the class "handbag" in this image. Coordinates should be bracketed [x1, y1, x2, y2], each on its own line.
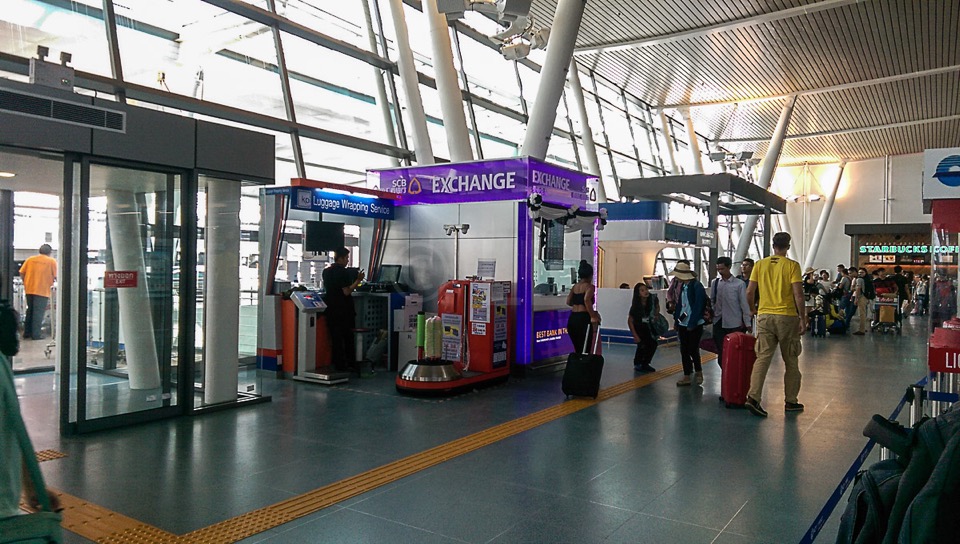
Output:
[651, 314, 669, 338]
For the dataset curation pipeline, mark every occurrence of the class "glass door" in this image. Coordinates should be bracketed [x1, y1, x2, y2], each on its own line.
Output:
[65, 159, 185, 432]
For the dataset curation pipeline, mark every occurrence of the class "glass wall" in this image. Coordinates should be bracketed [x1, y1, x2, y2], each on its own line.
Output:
[0, 1, 755, 256]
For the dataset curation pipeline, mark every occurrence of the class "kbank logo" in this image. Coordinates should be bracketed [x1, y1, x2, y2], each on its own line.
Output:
[934, 155, 960, 187]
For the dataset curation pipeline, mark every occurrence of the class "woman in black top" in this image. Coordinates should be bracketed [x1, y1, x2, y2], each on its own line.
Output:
[565, 260, 601, 354]
[627, 282, 659, 373]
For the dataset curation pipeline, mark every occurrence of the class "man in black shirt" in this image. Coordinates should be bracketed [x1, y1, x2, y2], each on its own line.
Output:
[322, 247, 364, 372]
[891, 265, 910, 325]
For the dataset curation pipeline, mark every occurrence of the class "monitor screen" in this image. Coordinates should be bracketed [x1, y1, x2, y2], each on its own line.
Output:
[303, 221, 345, 252]
[377, 264, 402, 284]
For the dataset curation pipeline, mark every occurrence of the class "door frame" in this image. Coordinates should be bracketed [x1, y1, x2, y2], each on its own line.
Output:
[60, 154, 194, 435]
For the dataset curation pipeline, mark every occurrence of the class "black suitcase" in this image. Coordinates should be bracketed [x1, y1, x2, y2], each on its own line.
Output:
[562, 325, 604, 399]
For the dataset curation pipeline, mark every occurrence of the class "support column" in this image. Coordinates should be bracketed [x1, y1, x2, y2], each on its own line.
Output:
[678, 106, 704, 174]
[708, 191, 719, 281]
[425, 0, 472, 161]
[0, 190, 13, 302]
[386, 0, 435, 164]
[520, 0, 587, 160]
[657, 111, 679, 174]
[763, 208, 772, 257]
[106, 189, 160, 390]
[803, 161, 847, 270]
[203, 180, 241, 404]
[361, 0, 401, 166]
[733, 94, 798, 272]
[567, 60, 605, 201]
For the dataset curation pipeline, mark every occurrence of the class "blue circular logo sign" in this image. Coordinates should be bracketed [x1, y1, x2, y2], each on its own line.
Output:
[934, 155, 960, 187]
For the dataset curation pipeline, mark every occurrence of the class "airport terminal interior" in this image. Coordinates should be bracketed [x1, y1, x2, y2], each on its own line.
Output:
[2, 1, 960, 543]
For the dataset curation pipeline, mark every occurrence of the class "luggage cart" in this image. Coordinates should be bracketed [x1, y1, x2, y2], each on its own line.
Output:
[43, 285, 56, 358]
[872, 296, 901, 335]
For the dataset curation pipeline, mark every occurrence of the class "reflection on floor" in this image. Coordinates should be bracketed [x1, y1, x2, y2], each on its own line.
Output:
[10, 336, 56, 373]
[14, 316, 934, 543]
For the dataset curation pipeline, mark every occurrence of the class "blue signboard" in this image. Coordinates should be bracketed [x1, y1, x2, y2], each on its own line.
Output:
[266, 187, 394, 220]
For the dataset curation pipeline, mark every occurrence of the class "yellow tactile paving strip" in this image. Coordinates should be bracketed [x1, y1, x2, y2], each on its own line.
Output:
[35, 449, 67, 462]
[38, 359, 707, 543]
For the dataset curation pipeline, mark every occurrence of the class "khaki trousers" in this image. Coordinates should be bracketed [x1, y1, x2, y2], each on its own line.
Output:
[748, 314, 802, 404]
[857, 296, 870, 333]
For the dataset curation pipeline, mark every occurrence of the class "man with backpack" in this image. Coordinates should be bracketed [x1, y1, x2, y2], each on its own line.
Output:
[853, 267, 875, 335]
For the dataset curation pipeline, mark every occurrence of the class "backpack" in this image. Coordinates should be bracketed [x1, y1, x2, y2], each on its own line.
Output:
[863, 276, 876, 300]
[897, 431, 960, 543]
[836, 408, 960, 544]
[0, 299, 20, 357]
[835, 458, 904, 544]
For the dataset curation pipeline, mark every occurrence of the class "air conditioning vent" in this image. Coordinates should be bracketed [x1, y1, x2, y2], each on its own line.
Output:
[0, 88, 126, 133]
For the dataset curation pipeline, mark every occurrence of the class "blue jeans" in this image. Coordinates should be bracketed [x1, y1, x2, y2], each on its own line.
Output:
[842, 297, 856, 328]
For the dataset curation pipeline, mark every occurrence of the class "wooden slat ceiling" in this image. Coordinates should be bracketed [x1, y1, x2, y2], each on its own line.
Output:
[531, 0, 960, 165]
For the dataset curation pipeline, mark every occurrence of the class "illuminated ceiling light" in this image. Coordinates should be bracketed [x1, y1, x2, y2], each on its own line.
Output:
[0, 172, 15, 178]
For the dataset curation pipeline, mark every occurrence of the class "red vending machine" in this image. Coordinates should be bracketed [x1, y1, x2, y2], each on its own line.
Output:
[437, 279, 513, 373]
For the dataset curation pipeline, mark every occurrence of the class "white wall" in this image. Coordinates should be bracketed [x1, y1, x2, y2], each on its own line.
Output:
[770, 153, 929, 270]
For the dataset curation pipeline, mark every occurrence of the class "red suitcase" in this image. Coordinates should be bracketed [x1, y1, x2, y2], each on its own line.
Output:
[720, 332, 756, 408]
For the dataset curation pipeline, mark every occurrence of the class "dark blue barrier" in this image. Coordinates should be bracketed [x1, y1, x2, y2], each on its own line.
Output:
[798, 375, 929, 544]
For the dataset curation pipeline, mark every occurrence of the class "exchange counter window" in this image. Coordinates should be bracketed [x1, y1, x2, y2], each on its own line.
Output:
[533, 218, 584, 297]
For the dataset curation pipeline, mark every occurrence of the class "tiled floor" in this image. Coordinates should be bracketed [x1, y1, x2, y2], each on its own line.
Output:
[14, 316, 932, 543]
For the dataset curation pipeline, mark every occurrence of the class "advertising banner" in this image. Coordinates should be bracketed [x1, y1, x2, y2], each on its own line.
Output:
[532, 309, 574, 361]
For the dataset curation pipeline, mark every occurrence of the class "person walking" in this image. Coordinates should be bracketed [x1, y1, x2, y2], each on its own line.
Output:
[627, 282, 659, 373]
[669, 262, 708, 386]
[18, 244, 57, 340]
[566, 260, 601, 355]
[710, 256, 752, 367]
[745, 232, 806, 417]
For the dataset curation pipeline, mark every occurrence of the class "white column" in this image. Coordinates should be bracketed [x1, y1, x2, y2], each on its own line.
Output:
[657, 111, 679, 174]
[362, 0, 401, 166]
[203, 180, 241, 405]
[386, 0, 435, 165]
[567, 60, 606, 201]
[425, 0, 473, 161]
[803, 161, 847, 270]
[520, 0, 587, 159]
[733, 94, 798, 272]
[106, 189, 160, 390]
[677, 106, 704, 174]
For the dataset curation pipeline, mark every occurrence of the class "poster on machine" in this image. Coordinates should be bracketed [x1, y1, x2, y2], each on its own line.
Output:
[441, 313, 462, 361]
[471, 282, 491, 323]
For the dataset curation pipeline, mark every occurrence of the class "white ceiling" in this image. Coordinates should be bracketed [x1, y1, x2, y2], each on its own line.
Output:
[531, 0, 960, 166]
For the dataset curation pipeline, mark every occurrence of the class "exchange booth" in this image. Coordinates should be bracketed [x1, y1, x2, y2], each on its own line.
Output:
[0, 76, 274, 435]
[367, 157, 601, 390]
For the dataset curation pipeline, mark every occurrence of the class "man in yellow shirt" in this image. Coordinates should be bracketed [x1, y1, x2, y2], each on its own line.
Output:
[745, 232, 806, 417]
[19, 244, 57, 340]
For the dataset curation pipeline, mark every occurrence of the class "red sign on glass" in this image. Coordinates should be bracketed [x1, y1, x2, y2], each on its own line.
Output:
[929, 327, 960, 374]
[104, 271, 138, 289]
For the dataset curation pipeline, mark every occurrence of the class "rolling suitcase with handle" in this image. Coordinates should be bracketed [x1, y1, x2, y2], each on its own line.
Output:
[562, 325, 604, 399]
[720, 330, 756, 408]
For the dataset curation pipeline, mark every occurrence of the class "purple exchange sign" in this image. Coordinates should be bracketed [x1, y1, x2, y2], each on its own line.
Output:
[369, 157, 598, 210]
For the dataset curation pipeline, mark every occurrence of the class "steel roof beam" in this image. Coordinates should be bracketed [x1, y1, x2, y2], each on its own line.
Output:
[718, 114, 960, 144]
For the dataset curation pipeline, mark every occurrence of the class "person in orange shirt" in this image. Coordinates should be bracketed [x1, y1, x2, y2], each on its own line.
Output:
[19, 244, 57, 340]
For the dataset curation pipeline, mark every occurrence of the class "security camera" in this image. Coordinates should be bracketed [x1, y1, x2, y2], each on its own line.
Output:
[459, 224, 469, 235]
[501, 42, 531, 61]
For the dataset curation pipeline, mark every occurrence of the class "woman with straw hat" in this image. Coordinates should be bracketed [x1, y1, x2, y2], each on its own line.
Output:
[669, 262, 708, 386]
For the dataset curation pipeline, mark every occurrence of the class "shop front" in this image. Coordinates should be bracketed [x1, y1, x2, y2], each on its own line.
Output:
[845, 224, 933, 276]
